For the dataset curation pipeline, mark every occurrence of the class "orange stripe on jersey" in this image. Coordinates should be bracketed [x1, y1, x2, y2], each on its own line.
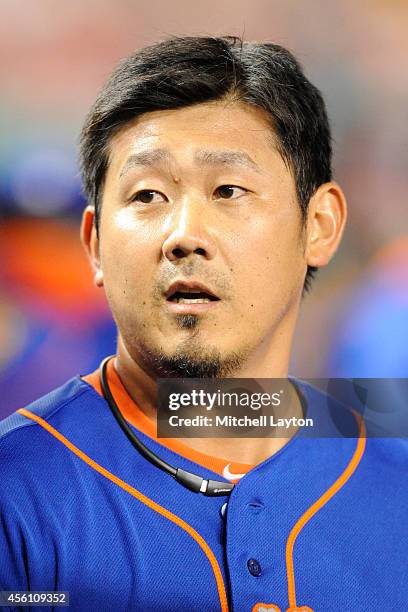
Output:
[83, 360, 254, 481]
[285, 413, 366, 610]
[17, 407, 230, 612]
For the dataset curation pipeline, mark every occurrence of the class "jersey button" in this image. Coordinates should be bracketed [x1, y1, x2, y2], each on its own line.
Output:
[247, 557, 262, 577]
[219, 502, 228, 519]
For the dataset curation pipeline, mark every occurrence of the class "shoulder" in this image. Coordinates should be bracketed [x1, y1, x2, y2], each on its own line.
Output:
[293, 377, 408, 486]
[363, 437, 408, 471]
[0, 376, 104, 479]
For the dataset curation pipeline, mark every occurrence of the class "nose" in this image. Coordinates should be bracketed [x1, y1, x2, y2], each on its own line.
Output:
[162, 199, 217, 262]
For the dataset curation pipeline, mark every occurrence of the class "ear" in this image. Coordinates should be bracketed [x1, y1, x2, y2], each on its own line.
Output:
[80, 206, 104, 287]
[305, 182, 347, 268]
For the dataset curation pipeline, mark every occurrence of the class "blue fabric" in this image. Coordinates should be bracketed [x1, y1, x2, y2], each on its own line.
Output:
[0, 377, 407, 611]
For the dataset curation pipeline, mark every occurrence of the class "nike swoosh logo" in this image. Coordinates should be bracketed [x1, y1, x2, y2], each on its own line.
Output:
[222, 463, 246, 481]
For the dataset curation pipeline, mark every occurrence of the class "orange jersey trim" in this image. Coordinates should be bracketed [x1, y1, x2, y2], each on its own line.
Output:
[285, 412, 366, 610]
[252, 413, 366, 612]
[17, 407, 229, 612]
[83, 360, 254, 481]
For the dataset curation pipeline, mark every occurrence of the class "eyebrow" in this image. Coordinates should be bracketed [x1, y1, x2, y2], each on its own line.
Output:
[194, 149, 262, 172]
[119, 148, 262, 179]
[119, 149, 169, 178]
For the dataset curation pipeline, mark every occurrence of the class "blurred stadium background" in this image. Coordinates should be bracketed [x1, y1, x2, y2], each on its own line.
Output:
[1, 0, 407, 417]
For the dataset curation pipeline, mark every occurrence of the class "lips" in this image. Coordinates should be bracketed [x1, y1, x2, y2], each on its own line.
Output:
[165, 280, 220, 304]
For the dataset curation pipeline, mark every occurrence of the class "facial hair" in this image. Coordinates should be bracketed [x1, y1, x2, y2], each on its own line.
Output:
[138, 338, 250, 378]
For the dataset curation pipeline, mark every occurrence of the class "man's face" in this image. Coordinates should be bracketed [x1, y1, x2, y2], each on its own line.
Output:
[96, 100, 307, 377]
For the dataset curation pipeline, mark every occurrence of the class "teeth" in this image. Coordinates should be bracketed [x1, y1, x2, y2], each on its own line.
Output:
[175, 298, 211, 304]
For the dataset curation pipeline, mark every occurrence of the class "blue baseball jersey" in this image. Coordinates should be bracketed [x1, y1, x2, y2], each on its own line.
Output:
[0, 374, 407, 611]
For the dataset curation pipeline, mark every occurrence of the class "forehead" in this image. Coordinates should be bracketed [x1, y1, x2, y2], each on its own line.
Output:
[106, 100, 281, 171]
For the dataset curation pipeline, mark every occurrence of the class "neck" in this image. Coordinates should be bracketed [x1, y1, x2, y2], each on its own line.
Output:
[114, 313, 302, 466]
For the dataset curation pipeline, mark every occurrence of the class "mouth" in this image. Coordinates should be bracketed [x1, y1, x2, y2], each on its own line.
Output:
[164, 280, 221, 314]
[168, 290, 219, 304]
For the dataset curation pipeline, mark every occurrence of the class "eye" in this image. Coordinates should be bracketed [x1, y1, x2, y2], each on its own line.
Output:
[214, 185, 247, 199]
[130, 190, 167, 204]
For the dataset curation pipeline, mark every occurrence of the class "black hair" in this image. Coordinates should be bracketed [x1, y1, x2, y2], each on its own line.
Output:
[79, 36, 333, 292]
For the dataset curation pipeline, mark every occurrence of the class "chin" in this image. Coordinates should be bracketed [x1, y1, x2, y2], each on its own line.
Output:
[137, 337, 248, 379]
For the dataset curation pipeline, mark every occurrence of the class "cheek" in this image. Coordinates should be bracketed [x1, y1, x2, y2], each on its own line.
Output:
[111, 207, 163, 237]
[100, 218, 158, 302]
[231, 212, 304, 305]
